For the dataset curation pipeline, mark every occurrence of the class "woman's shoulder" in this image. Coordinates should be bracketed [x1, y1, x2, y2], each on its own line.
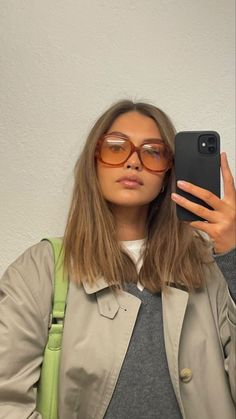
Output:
[8, 239, 55, 278]
[1, 239, 56, 322]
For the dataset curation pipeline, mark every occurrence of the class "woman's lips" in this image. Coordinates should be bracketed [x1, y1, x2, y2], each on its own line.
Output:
[117, 176, 143, 188]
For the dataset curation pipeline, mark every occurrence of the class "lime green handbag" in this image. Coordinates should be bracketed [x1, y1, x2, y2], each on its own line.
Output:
[36, 238, 69, 419]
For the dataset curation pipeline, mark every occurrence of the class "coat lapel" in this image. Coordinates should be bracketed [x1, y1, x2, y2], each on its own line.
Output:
[162, 286, 189, 417]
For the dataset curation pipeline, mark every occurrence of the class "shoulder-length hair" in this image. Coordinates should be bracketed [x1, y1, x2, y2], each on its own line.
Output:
[63, 100, 212, 292]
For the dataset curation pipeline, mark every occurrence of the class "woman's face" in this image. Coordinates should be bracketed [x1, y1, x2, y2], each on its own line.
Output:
[96, 111, 167, 209]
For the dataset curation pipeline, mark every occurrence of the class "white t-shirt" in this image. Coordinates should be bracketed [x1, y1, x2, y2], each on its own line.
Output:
[121, 239, 145, 291]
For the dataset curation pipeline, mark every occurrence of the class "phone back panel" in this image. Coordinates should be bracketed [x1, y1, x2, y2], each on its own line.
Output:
[175, 131, 220, 221]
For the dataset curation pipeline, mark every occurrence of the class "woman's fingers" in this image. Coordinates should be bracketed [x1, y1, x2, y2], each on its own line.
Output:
[189, 220, 215, 235]
[171, 184, 221, 222]
[172, 152, 236, 221]
[221, 152, 236, 201]
[175, 181, 222, 211]
[171, 192, 213, 221]
[171, 152, 236, 253]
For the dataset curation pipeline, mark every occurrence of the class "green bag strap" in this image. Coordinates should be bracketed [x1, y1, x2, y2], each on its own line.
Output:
[42, 237, 69, 322]
[36, 238, 69, 418]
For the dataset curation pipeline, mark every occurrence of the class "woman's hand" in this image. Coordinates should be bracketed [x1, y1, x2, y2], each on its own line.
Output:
[171, 152, 236, 254]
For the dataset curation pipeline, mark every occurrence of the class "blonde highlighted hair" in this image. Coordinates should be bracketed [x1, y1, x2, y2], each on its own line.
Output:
[63, 100, 212, 292]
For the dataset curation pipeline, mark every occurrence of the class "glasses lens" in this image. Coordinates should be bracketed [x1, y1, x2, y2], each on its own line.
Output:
[100, 137, 131, 165]
[140, 143, 170, 171]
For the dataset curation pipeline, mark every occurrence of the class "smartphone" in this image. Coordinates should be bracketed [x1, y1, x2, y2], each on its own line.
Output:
[174, 131, 220, 221]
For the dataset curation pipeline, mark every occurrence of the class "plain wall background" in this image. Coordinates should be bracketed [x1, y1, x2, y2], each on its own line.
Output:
[0, 0, 235, 275]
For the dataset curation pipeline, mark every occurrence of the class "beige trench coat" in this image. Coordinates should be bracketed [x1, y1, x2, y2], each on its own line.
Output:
[0, 241, 235, 419]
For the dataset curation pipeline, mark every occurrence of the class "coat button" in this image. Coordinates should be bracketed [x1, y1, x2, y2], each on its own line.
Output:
[180, 368, 193, 383]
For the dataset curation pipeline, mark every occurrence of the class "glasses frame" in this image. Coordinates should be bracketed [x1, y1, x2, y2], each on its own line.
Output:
[96, 133, 173, 173]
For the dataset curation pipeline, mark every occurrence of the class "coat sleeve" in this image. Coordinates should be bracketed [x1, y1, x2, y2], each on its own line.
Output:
[0, 241, 54, 419]
[216, 266, 236, 404]
[214, 247, 236, 302]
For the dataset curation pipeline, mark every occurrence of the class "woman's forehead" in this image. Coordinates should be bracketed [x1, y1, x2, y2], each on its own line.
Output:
[108, 111, 161, 139]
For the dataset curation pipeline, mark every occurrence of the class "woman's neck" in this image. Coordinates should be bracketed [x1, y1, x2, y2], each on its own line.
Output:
[112, 205, 148, 241]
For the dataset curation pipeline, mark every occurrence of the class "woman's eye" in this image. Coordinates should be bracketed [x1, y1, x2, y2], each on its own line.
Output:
[143, 148, 161, 157]
[109, 144, 124, 152]
[105, 139, 126, 152]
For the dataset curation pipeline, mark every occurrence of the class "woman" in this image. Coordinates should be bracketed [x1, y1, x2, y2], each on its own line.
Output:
[0, 100, 235, 419]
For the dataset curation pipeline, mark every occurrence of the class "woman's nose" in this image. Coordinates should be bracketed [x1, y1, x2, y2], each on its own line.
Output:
[124, 151, 142, 171]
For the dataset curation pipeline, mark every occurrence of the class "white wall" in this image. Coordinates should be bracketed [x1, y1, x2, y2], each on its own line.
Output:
[0, 0, 235, 275]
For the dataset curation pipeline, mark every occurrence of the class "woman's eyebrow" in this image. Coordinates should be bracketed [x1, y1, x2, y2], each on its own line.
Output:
[106, 131, 129, 138]
[106, 131, 163, 142]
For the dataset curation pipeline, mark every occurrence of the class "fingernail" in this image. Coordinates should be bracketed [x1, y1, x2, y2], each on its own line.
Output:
[177, 180, 188, 187]
[171, 193, 179, 200]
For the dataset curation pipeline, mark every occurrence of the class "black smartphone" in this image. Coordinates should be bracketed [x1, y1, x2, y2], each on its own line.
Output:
[174, 131, 221, 221]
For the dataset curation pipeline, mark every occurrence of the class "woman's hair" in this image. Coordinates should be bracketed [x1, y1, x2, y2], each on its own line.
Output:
[63, 100, 212, 292]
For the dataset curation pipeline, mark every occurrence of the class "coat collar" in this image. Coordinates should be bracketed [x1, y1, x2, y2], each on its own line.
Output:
[82, 276, 121, 319]
[82, 276, 110, 294]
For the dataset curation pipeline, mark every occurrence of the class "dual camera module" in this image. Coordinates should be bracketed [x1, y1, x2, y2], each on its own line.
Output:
[198, 134, 218, 154]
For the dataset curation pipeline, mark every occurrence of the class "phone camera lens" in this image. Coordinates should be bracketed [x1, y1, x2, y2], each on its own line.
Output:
[208, 136, 216, 144]
[198, 134, 217, 154]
